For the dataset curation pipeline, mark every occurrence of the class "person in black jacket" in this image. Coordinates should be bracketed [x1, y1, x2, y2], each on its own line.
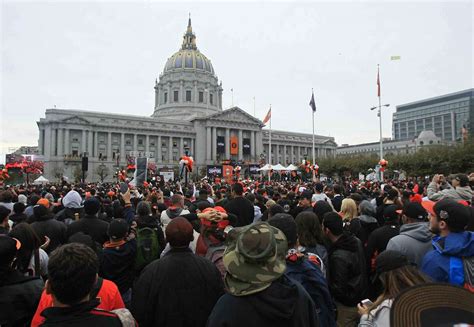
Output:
[67, 198, 109, 245]
[0, 236, 44, 326]
[132, 217, 224, 327]
[207, 222, 318, 327]
[331, 184, 344, 212]
[224, 183, 254, 226]
[40, 243, 135, 326]
[323, 212, 367, 326]
[31, 205, 67, 254]
[100, 219, 137, 308]
[10, 202, 28, 227]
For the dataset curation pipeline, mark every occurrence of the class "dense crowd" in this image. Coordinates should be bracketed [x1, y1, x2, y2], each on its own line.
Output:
[0, 172, 474, 326]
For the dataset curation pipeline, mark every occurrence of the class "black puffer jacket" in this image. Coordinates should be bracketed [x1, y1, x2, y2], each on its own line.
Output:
[132, 247, 224, 327]
[66, 214, 109, 245]
[327, 232, 367, 306]
[0, 269, 44, 326]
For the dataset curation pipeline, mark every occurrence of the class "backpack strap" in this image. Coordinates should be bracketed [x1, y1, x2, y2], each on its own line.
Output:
[90, 277, 104, 300]
[34, 249, 40, 277]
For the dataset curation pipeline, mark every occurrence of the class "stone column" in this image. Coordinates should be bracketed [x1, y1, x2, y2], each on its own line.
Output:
[212, 127, 217, 161]
[57, 129, 63, 157]
[190, 138, 194, 156]
[250, 131, 255, 161]
[64, 129, 70, 155]
[80, 130, 85, 155]
[120, 133, 125, 162]
[206, 127, 211, 161]
[145, 134, 150, 155]
[225, 128, 230, 159]
[106, 132, 112, 160]
[290, 145, 294, 163]
[179, 137, 184, 155]
[238, 130, 243, 161]
[50, 128, 57, 157]
[38, 128, 44, 155]
[44, 127, 52, 159]
[283, 145, 287, 165]
[133, 134, 138, 152]
[157, 135, 162, 163]
[180, 80, 184, 103]
[88, 130, 93, 157]
[193, 81, 198, 103]
[168, 136, 173, 163]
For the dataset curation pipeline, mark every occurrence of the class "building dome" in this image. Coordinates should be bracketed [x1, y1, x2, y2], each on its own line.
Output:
[164, 49, 214, 74]
[162, 17, 215, 75]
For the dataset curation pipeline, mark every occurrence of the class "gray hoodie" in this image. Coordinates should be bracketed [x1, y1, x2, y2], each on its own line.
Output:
[427, 182, 473, 202]
[386, 222, 433, 267]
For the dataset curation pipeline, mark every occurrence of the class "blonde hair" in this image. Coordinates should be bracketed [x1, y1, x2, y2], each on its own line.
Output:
[340, 198, 358, 220]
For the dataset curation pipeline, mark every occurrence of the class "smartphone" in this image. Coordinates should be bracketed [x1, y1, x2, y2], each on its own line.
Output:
[119, 182, 129, 194]
[361, 299, 374, 307]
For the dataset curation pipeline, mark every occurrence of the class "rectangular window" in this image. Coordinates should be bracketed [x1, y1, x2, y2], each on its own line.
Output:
[138, 139, 143, 145]
[199, 91, 204, 103]
[174, 91, 179, 102]
[210, 94, 213, 105]
[173, 141, 177, 147]
[186, 90, 192, 102]
[126, 140, 131, 145]
[164, 92, 168, 103]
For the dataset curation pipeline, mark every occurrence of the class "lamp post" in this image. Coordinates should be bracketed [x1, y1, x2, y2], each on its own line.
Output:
[370, 103, 390, 181]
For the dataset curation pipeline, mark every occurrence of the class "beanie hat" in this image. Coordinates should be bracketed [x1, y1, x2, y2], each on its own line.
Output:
[165, 217, 194, 247]
[376, 250, 409, 275]
[268, 213, 297, 247]
[17, 194, 27, 205]
[84, 198, 101, 215]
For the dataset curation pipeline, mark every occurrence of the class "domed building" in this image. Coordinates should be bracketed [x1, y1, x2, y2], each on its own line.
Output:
[152, 18, 223, 120]
[37, 18, 337, 181]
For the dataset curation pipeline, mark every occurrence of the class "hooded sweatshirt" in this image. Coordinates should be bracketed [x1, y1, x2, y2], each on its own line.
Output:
[422, 231, 474, 285]
[386, 222, 433, 267]
[160, 207, 190, 227]
[207, 275, 319, 327]
[427, 182, 473, 202]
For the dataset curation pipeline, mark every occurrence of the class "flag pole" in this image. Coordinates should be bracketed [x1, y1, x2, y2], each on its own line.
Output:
[268, 104, 272, 182]
[378, 64, 384, 182]
[312, 88, 316, 182]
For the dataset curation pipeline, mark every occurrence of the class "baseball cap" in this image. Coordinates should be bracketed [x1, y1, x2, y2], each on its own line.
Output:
[37, 198, 50, 209]
[433, 199, 470, 231]
[223, 222, 287, 296]
[383, 205, 400, 221]
[402, 202, 428, 221]
[107, 219, 129, 240]
[421, 200, 436, 216]
[376, 250, 409, 275]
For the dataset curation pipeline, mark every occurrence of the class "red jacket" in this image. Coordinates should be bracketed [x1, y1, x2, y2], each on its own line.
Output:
[31, 278, 124, 327]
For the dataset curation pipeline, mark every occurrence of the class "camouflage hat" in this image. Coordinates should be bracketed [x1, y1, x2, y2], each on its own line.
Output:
[223, 222, 288, 296]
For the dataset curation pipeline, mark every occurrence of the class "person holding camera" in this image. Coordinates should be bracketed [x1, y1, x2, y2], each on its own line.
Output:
[427, 173, 473, 202]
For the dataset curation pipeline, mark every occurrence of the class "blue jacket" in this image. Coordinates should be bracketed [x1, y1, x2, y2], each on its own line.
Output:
[422, 231, 474, 285]
[285, 256, 336, 327]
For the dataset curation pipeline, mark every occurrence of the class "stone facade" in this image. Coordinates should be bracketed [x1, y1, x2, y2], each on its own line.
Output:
[37, 19, 337, 181]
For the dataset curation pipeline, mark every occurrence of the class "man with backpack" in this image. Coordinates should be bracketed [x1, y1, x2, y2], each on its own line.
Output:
[268, 213, 337, 326]
[160, 194, 190, 227]
[422, 199, 474, 289]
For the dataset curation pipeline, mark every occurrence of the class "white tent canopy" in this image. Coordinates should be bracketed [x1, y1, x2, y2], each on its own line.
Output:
[271, 164, 287, 171]
[33, 176, 49, 185]
[257, 164, 272, 171]
[285, 164, 298, 171]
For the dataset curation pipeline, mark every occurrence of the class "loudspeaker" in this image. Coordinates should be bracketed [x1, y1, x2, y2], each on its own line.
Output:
[82, 157, 89, 171]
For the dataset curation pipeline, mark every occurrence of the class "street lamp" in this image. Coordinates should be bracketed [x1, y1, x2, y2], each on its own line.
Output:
[370, 103, 390, 180]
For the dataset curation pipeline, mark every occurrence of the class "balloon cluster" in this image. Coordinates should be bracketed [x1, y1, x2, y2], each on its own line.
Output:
[179, 155, 194, 172]
[379, 159, 388, 172]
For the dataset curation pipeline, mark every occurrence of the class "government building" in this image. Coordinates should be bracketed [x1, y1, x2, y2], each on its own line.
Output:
[37, 18, 337, 181]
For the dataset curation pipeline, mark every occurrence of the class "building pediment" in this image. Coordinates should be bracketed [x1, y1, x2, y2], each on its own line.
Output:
[193, 107, 264, 127]
[60, 115, 91, 125]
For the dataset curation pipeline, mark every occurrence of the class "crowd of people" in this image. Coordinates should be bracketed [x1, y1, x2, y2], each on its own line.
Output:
[0, 172, 474, 326]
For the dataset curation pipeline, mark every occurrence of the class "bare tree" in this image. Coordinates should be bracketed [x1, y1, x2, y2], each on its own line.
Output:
[73, 165, 87, 183]
[95, 164, 110, 183]
[52, 166, 64, 182]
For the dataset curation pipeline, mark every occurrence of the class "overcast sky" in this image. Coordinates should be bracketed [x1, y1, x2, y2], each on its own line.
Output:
[1, 0, 473, 163]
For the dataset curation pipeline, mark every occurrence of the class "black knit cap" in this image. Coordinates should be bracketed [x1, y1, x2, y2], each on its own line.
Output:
[268, 213, 297, 247]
